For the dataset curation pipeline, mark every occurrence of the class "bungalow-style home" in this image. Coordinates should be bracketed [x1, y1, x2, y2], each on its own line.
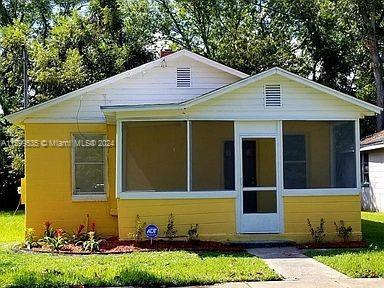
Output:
[6, 50, 382, 243]
[361, 131, 384, 212]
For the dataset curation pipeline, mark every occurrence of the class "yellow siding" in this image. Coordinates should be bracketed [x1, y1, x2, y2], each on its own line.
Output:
[23, 122, 362, 243]
[24, 123, 118, 237]
[284, 195, 362, 242]
[117, 198, 236, 240]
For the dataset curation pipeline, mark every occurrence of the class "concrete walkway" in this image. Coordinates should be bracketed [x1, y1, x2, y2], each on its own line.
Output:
[247, 247, 348, 281]
[181, 247, 384, 288]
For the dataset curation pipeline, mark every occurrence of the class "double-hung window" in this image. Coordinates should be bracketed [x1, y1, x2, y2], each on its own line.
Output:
[73, 134, 106, 196]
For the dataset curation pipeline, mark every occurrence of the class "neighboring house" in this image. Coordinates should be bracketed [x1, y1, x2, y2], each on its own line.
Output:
[6, 50, 382, 243]
[361, 131, 384, 212]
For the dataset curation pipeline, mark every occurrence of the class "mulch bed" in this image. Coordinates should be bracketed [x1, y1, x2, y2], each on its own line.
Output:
[297, 241, 368, 249]
[23, 238, 246, 255]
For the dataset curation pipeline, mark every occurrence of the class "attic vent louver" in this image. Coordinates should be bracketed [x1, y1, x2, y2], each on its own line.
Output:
[265, 84, 282, 107]
[177, 67, 191, 88]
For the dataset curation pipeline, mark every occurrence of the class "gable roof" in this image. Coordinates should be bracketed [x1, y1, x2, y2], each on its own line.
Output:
[101, 67, 382, 114]
[5, 49, 248, 124]
[361, 130, 384, 151]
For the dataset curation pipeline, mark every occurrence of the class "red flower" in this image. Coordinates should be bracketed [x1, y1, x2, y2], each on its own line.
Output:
[76, 224, 85, 236]
[90, 221, 96, 232]
[55, 229, 63, 237]
[44, 221, 52, 229]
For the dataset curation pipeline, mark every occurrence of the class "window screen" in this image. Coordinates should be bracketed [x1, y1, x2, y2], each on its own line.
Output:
[73, 134, 106, 195]
[283, 121, 356, 189]
[191, 121, 234, 191]
[123, 121, 187, 191]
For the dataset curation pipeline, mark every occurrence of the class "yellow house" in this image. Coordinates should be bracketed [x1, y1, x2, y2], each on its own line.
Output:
[6, 50, 382, 243]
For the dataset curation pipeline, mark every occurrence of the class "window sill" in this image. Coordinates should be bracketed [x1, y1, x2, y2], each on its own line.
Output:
[282, 188, 360, 197]
[72, 194, 108, 202]
[119, 191, 237, 199]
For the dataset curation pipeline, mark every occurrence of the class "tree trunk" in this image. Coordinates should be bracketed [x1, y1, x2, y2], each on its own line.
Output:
[366, 34, 384, 131]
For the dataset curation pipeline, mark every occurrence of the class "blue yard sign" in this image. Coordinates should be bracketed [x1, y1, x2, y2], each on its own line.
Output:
[145, 224, 159, 242]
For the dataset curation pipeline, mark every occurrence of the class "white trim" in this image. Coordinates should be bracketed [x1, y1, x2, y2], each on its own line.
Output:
[23, 118, 107, 124]
[116, 120, 123, 198]
[238, 132, 280, 234]
[119, 191, 237, 199]
[5, 49, 248, 124]
[361, 143, 384, 151]
[282, 188, 360, 196]
[72, 194, 107, 202]
[243, 187, 276, 191]
[277, 120, 285, 233]
[71, 133, 107, 197]
[355, 119, 361, 191]
[187, 120, 191, 192]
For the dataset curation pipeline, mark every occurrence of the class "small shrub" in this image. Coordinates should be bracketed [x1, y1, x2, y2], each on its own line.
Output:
[82, 231, 103, 252]
[43, 221, 55, 238]
[131, 215, 146, 241]
[68, 224, 87, 245]
[24, 228, 40, 250]
[334, 220, 353, 242]
[165, 213, 177, 240]
[307, 218, 326, 243]
[44, 229, 67, 251]
[187, 224, 199, 241]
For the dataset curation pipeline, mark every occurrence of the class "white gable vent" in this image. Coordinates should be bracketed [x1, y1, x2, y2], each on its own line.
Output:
[265, 84, 282, 108]
[177, 67, 191, 88]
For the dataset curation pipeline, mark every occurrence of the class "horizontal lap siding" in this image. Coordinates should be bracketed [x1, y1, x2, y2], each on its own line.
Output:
[187, 75, 364, 119]
[284, 195, 362, 242]
[364, 150, 384, 211]
[25, 123, 118, 237]
[117, 198, 236, 240]
[28, 56, 240, 121]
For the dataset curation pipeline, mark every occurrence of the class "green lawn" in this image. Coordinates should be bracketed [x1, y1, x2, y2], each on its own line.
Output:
[0, 210, 279, 287]
[306, 212, 384, 278]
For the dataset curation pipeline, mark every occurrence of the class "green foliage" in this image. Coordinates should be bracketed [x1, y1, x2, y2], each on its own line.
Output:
[307, 218, 326, 244]
[42, 229, 67, 251]
[334, 220, 353, 242]
[24, 228, 40, 250]
[165, 213, 177, 239]
[81, 231, 103, 252]
[68, 224, 87, 244]
[187, 224, 199, 241]
[131, 214, 146, 241]
[43, 221, 55, 238]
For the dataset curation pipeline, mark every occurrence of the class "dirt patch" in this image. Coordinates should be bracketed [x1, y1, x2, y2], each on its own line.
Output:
[24, 239, 245, 255]
[297, 241, 367, 249]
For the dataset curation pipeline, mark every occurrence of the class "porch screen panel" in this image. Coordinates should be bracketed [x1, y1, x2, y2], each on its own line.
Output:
[123, 121, 187, 191]
[191, 121, 234, 191]
[283, 121, 356, 189]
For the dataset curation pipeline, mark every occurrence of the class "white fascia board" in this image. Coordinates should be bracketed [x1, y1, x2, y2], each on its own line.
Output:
[183, 50, 249, 78]
[361, 143, 384, 151]
[182, 67, 382, 115]
[273, 68, 382, 114]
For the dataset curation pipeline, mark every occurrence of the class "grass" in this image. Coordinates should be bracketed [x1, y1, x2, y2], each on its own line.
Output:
[306, 212, 384, 278]
[0, 210, 280, 287]
[0, 211, 25, 244]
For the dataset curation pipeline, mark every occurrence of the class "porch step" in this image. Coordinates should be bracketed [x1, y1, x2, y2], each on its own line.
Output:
[232, 240, 296, 248]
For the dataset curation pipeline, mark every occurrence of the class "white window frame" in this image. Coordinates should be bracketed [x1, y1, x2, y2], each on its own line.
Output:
[72, 133, 108, 201]
[282, 119, 361, 196]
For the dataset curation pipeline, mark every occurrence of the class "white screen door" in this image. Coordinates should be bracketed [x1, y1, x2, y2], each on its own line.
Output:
[240, 137, 279, 233]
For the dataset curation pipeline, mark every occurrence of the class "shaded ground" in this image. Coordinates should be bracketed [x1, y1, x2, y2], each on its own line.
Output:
[305, 212, 384, 278]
